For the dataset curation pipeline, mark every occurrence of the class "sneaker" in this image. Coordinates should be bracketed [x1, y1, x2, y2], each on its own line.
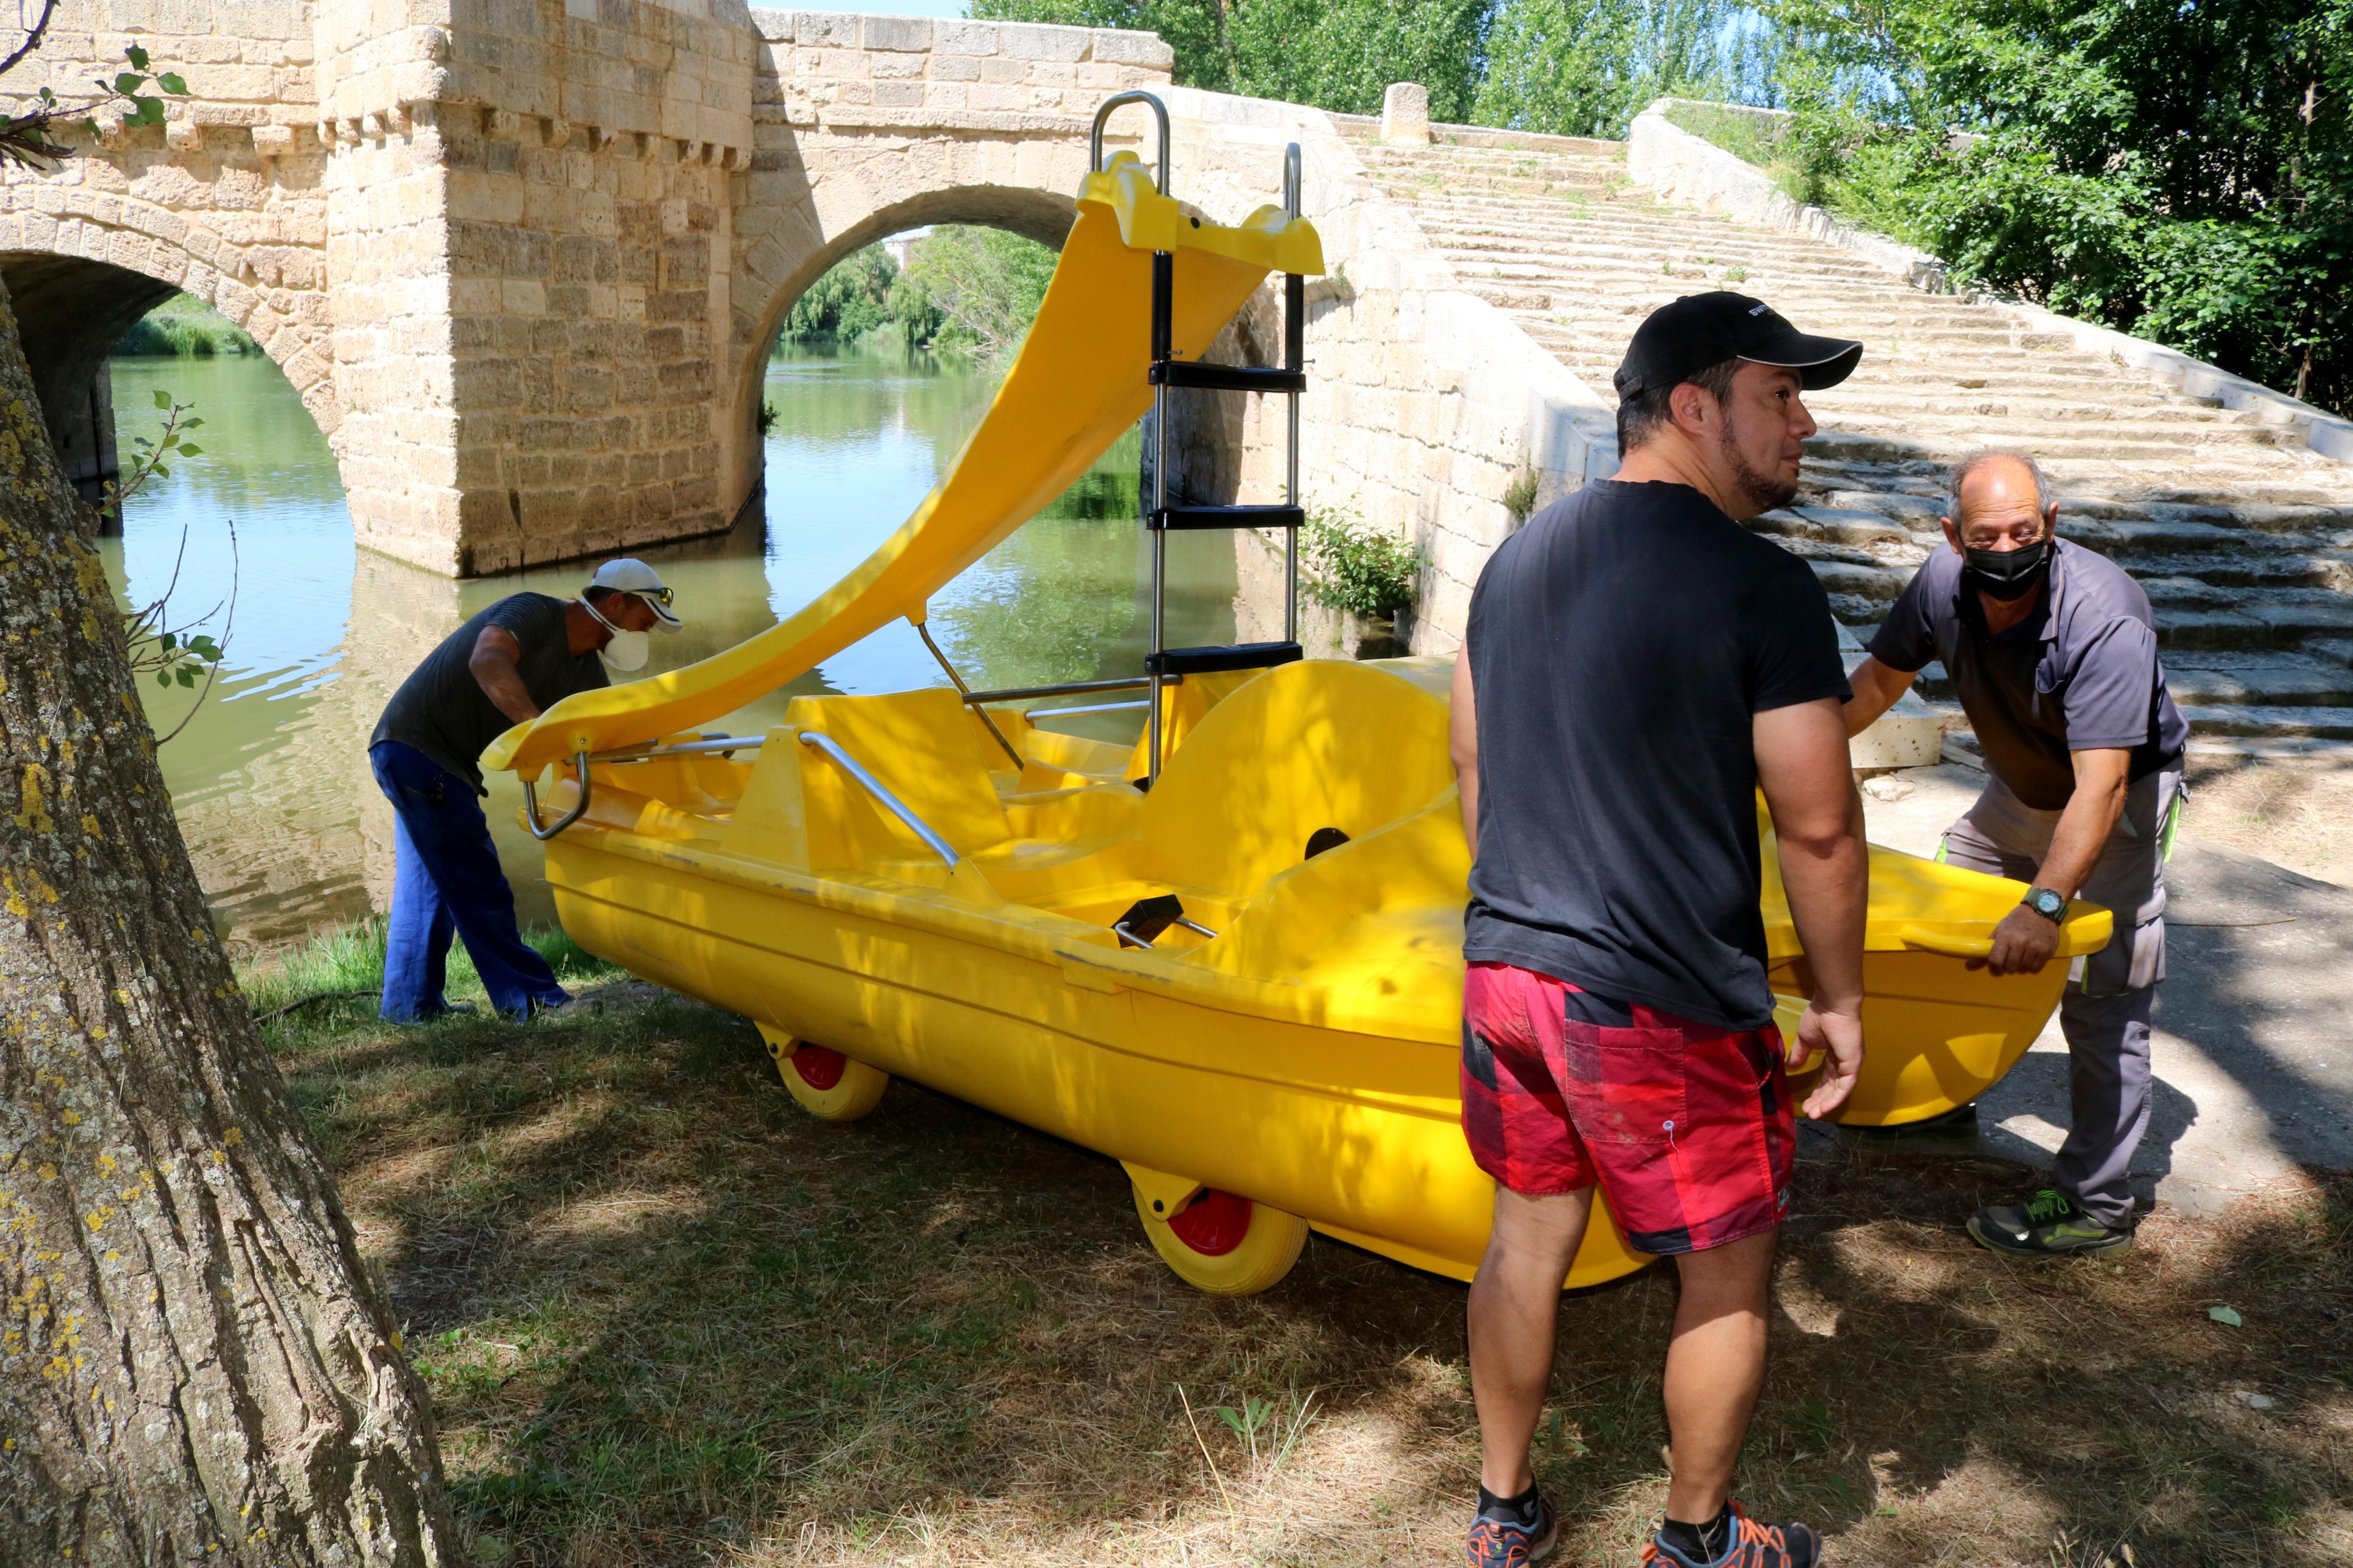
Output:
[1642, 1503, 1819, 1568]
[1967, 1187, 2132, 1257]
[1465, 1492, 1559, 1567]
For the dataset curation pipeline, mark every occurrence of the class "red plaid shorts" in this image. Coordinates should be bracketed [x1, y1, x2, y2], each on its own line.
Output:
[1460, 961, 1794, 1256]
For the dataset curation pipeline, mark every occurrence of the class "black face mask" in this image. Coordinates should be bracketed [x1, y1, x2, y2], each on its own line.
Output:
[1964, 538, 2051, 601]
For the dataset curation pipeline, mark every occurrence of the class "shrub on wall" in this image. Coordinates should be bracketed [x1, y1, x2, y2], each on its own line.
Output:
[1303, 509, 1423, 624]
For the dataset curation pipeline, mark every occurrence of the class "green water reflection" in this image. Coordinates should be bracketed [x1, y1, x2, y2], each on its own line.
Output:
[107, 340, 1236, 951]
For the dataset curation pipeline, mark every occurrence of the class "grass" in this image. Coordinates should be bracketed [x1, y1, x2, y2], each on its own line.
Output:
[112, 292, 262, 358]
[241, 928, 2353, 1566]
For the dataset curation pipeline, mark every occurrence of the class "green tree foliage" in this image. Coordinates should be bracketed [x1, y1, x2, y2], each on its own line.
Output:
[780, 244, 901, 342]
[1475, 0, 1748, 138]
[777, 229, 1065, 357]
[895, 226, 1061, 353]
[1763, 0, 2353, 414]
[967, 0, 1489, 120]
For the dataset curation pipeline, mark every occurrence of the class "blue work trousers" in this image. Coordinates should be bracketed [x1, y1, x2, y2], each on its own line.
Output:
[370, 740, 567, 1022]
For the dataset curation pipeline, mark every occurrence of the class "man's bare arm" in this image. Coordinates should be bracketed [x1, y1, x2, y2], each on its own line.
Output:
[1754, 696, 1869, 1117]
[1980, 746, 2132, 976]
[467, 625, 540, 725]
[1841, 655, 1918, 738]
[1450, 645, 1481, 847]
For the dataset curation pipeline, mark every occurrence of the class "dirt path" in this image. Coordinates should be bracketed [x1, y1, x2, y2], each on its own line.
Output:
[1861, 764, 2353, 1218]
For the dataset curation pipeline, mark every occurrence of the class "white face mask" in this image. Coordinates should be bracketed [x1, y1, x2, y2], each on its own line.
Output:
[580, 596, 650, 673]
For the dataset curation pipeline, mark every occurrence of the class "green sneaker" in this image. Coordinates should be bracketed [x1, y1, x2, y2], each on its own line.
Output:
[1967, 1187, 2131, 1257]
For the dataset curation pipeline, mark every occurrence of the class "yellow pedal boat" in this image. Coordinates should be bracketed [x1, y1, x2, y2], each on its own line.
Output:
[486, 98, 2111, 1296]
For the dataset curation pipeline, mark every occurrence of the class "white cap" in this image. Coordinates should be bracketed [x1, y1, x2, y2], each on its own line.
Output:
[586, 557, 683, 631]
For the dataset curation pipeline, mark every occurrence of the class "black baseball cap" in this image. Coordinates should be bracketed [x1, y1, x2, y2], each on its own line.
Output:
[1613, 291, 1863, 400]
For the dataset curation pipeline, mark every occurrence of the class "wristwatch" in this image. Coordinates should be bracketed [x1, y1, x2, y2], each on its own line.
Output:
[2021, 887, 2067, 924]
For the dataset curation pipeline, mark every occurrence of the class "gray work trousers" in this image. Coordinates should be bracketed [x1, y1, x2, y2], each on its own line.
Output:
[1937, 767, 2180, 1228]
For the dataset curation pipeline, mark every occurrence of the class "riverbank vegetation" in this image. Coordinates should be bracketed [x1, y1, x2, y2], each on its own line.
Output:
[778, 226, 1059, 358]
[979, 0, 2352, 419]
[112, 291, 262, 357]
[236, 920, 2352, 1566]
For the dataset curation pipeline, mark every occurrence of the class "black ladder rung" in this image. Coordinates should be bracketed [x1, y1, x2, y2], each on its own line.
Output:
[1146, 641, 1304, 677]
[1148, 362, 1307, 394]
[1149, 504, 1305, 532]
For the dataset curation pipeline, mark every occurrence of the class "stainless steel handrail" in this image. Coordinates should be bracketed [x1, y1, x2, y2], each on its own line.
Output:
[1089, 90, 1170, 195]
[521, 751, 592, 841]
[1024, 699, 1152, 721]
[796, 731, 961, 867]
[594, 733, 767, 765]
[964, 675, 1155, 706]
[913, 616, 1023, 767]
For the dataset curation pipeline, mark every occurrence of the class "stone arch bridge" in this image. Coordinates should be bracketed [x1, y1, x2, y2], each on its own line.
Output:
[7, 1, 1589, 588]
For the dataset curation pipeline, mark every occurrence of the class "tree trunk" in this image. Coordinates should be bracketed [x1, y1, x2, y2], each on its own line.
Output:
[0, 280, 462, 1563]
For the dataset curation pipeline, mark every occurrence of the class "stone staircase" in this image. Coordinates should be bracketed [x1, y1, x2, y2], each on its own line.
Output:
[1352, 135, 2353, 752]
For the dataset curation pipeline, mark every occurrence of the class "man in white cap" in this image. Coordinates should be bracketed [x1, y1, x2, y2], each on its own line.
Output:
[367, 559, 683, 1022]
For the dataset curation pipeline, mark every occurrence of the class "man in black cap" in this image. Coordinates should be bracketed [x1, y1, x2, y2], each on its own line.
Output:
[1450, 293, 1871, 1568]
[1844, 449, 2188, 1258]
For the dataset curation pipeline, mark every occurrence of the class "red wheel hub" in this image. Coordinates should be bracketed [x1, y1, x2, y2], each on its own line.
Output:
[1166, 1189, 1253, 1256]
[790, 1045, 847, 1090]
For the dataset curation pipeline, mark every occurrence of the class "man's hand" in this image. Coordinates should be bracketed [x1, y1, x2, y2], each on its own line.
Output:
[1976, 903, 2061, 976]
[1789, 1002, 1864, 1119]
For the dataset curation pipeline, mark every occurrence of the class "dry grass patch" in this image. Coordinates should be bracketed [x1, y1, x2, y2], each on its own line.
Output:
[2183, 755, 2353, 890]
[264, 969, 2351, 1567]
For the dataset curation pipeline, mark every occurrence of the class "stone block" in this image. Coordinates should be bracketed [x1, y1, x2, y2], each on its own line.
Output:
[997, 22, 1090, 62]
[935, 19, 1000, 56]
[929, 53, 981, 83]
[1088, 28, 1173, 69]
[1382, 81, 1431, 146]
[860, 14, 932, 52]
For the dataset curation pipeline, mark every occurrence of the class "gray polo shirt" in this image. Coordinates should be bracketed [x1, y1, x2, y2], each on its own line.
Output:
[1868, 539, 2188, 811]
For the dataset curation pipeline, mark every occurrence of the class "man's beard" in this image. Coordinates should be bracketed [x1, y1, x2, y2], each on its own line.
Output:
[1722, 425, 1799, 517]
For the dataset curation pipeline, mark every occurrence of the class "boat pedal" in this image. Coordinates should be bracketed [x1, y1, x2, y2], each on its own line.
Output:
[1113, 894, 1219, 948]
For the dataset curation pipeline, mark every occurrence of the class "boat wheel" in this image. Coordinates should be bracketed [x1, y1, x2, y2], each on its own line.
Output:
[758, 1026, 889, 1122]
[1131, 1181, 1308, 1296]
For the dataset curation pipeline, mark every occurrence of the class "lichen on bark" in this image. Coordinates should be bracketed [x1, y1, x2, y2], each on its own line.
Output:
[0, 275, 462, 1565]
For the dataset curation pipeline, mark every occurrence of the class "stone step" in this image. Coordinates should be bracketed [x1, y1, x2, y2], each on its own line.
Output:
[2175, 704, 2353, 739]
[1376, 136, 2353, 732]
[2162, 653, 2353, 707]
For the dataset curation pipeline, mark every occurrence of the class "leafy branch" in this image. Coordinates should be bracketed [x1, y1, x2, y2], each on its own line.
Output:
[105, 387, 205, 515]
[120, 518, 237, 744]
[109, 389, 231, 742]
[1, 40, 189, 169]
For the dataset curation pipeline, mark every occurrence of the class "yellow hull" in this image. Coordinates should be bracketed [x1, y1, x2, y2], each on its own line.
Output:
[533, 657, 2109, 1293]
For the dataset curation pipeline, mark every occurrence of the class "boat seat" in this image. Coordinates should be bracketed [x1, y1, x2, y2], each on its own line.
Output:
[785, 688, 1017, 863]
[1135, 659, 1457, 900]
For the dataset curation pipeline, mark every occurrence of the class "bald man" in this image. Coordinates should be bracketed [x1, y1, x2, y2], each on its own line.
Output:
[1846, 450, 2188, 1257]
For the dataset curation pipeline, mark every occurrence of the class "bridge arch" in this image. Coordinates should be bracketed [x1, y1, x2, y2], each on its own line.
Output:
[732, 180, 1081, 454]
[1, 186, 341, 503]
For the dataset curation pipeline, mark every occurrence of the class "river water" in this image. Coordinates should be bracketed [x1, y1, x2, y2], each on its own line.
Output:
[105, 342, 1237, 952]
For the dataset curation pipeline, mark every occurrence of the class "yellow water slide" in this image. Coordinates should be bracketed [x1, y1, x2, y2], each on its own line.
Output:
[484, 150, 1324, 778]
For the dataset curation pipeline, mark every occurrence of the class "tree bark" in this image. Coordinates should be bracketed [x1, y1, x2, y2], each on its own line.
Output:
[0, 279, 462, 1562]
